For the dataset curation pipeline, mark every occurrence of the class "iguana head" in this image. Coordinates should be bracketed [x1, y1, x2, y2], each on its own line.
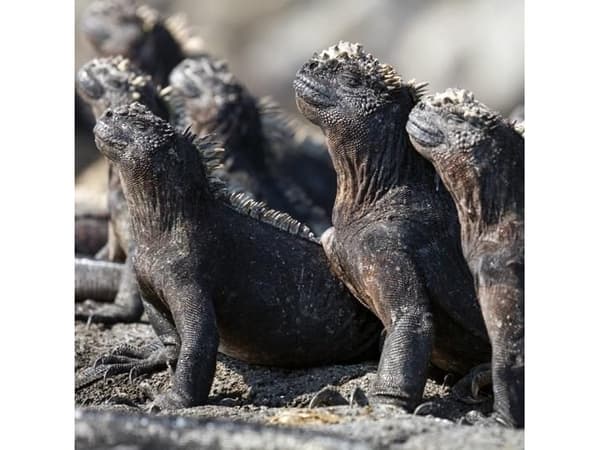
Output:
[168, 56, 252, 136]
[82, 0, 144, 57]
[294, 41, 426, 135]
[77, 56, 167, 120]
[94, 102, 175, 164]
[406, 88, 521, 162]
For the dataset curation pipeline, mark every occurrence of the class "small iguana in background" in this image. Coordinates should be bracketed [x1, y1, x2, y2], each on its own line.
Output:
[75, 55, 169, 324]
[75, 198, 108, 256]
[81, 0, 203, 87]
[165, 55, 335, 234]
[407, 88, 524, 428]
[82, 102, 382, 411]
[293, 42, 492, 414]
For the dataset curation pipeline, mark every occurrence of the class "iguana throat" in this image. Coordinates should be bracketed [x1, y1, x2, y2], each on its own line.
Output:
[326, 104, 436, 225]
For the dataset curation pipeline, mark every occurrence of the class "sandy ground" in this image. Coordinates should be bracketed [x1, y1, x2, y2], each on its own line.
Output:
[75, 321, 523, 449]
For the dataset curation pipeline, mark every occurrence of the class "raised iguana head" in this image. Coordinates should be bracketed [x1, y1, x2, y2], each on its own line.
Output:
[82, 0, 143, 57]
[94, 102, 174, 165]
[406, 88, 523, 163]
[94, 102, 317, 239]
[407, 88, 524, 224]
[293, 41, 426, 136]
[77, 56, 168, 120]
[166, 55, 265, 155]
[82, 0, 201, 86]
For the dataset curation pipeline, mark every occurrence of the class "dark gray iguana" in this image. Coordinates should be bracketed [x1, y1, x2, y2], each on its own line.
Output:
[293, 42, 492, 413]
[81, 0, 203, 87]
[75, 199, 109, 256]
[75, 56, 170, 323]
[406, 88, 524, 428]
[81, 102, 381, 410]
[165, 55, 336, 234]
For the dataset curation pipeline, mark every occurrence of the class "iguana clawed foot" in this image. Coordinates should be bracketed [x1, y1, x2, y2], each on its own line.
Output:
[451, 363, 492, 404]
[460, 409, 513, 428]
[308, 386, 402, 411]
[309, 386, 370, 408]
[75, 299, 141, 325]
[308, 385, 348, 408]
[76, 341, 174, 390]
[147, 390, 191, 413]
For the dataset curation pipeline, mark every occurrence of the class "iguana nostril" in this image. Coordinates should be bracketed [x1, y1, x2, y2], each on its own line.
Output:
[105, 110, 113, 118]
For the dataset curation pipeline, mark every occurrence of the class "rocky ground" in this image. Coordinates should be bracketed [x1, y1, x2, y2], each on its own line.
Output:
[75, 321, 524, 449]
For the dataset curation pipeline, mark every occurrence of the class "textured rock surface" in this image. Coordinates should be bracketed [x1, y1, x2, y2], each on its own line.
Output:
[75, 322, 523, 448]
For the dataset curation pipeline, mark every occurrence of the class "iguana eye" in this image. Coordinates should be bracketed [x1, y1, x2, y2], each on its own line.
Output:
[338, 71, 360, 88]
[132, 121, 148, 131]
[447, 114, 465, 125]
[107, 78, 124, 89]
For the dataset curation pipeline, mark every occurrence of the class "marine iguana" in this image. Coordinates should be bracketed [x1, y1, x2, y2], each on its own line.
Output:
[406, 88, 524, 428]
[81, 0, 202, 87]
[75, 55, 169, 323]
[75, 200, 109, 256]
[293, 42, 491, 413]
[84, 102, 381, 410]
[165, 55, 335, 234]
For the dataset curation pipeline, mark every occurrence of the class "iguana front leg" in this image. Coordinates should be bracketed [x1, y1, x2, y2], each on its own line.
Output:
[367, 255, 434, 412]
[150, 282, 219, 411]
[477, 264, 525, 428]
[75, 253, 144, 324]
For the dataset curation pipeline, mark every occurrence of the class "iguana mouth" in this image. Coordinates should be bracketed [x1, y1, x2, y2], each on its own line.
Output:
[93, 120, 127, 156]
[406, 115, 443, 148]
[293, 76, 335, 108]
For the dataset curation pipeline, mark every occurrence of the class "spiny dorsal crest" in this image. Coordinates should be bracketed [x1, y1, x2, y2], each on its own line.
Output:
[136, 3, 204, 54]
[183, 127, 317, 242]
[316, 41, 366, 62]
[136, 4, 160, 32]
[312, 41, 428, 103]
[164, 13, 204, 54]
[257, 97, 296, 142]
[427, 88, 509, 131]
[120, 102, 175, 138]
[182, 128, 226, 180]
[84, 56, 153, 103]
[512, 121, 525, 136]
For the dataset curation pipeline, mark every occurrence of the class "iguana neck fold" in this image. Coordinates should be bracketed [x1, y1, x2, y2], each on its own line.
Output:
[118, 138, 210, 242]
[327, 105, 436, 225]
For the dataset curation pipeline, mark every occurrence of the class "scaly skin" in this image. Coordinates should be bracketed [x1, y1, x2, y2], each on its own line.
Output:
[166, 55, 335, 234]
[87, 102, 382, 410]
[81, 0, 202, 87]
[75, 259, 122, 303]
[75, 56, 169, 324]
[293, 42, 491, 413]
[407, 88, 524, 428]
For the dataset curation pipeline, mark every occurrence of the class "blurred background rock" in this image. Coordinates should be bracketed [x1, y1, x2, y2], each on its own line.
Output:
[75, 0, 523, 179]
